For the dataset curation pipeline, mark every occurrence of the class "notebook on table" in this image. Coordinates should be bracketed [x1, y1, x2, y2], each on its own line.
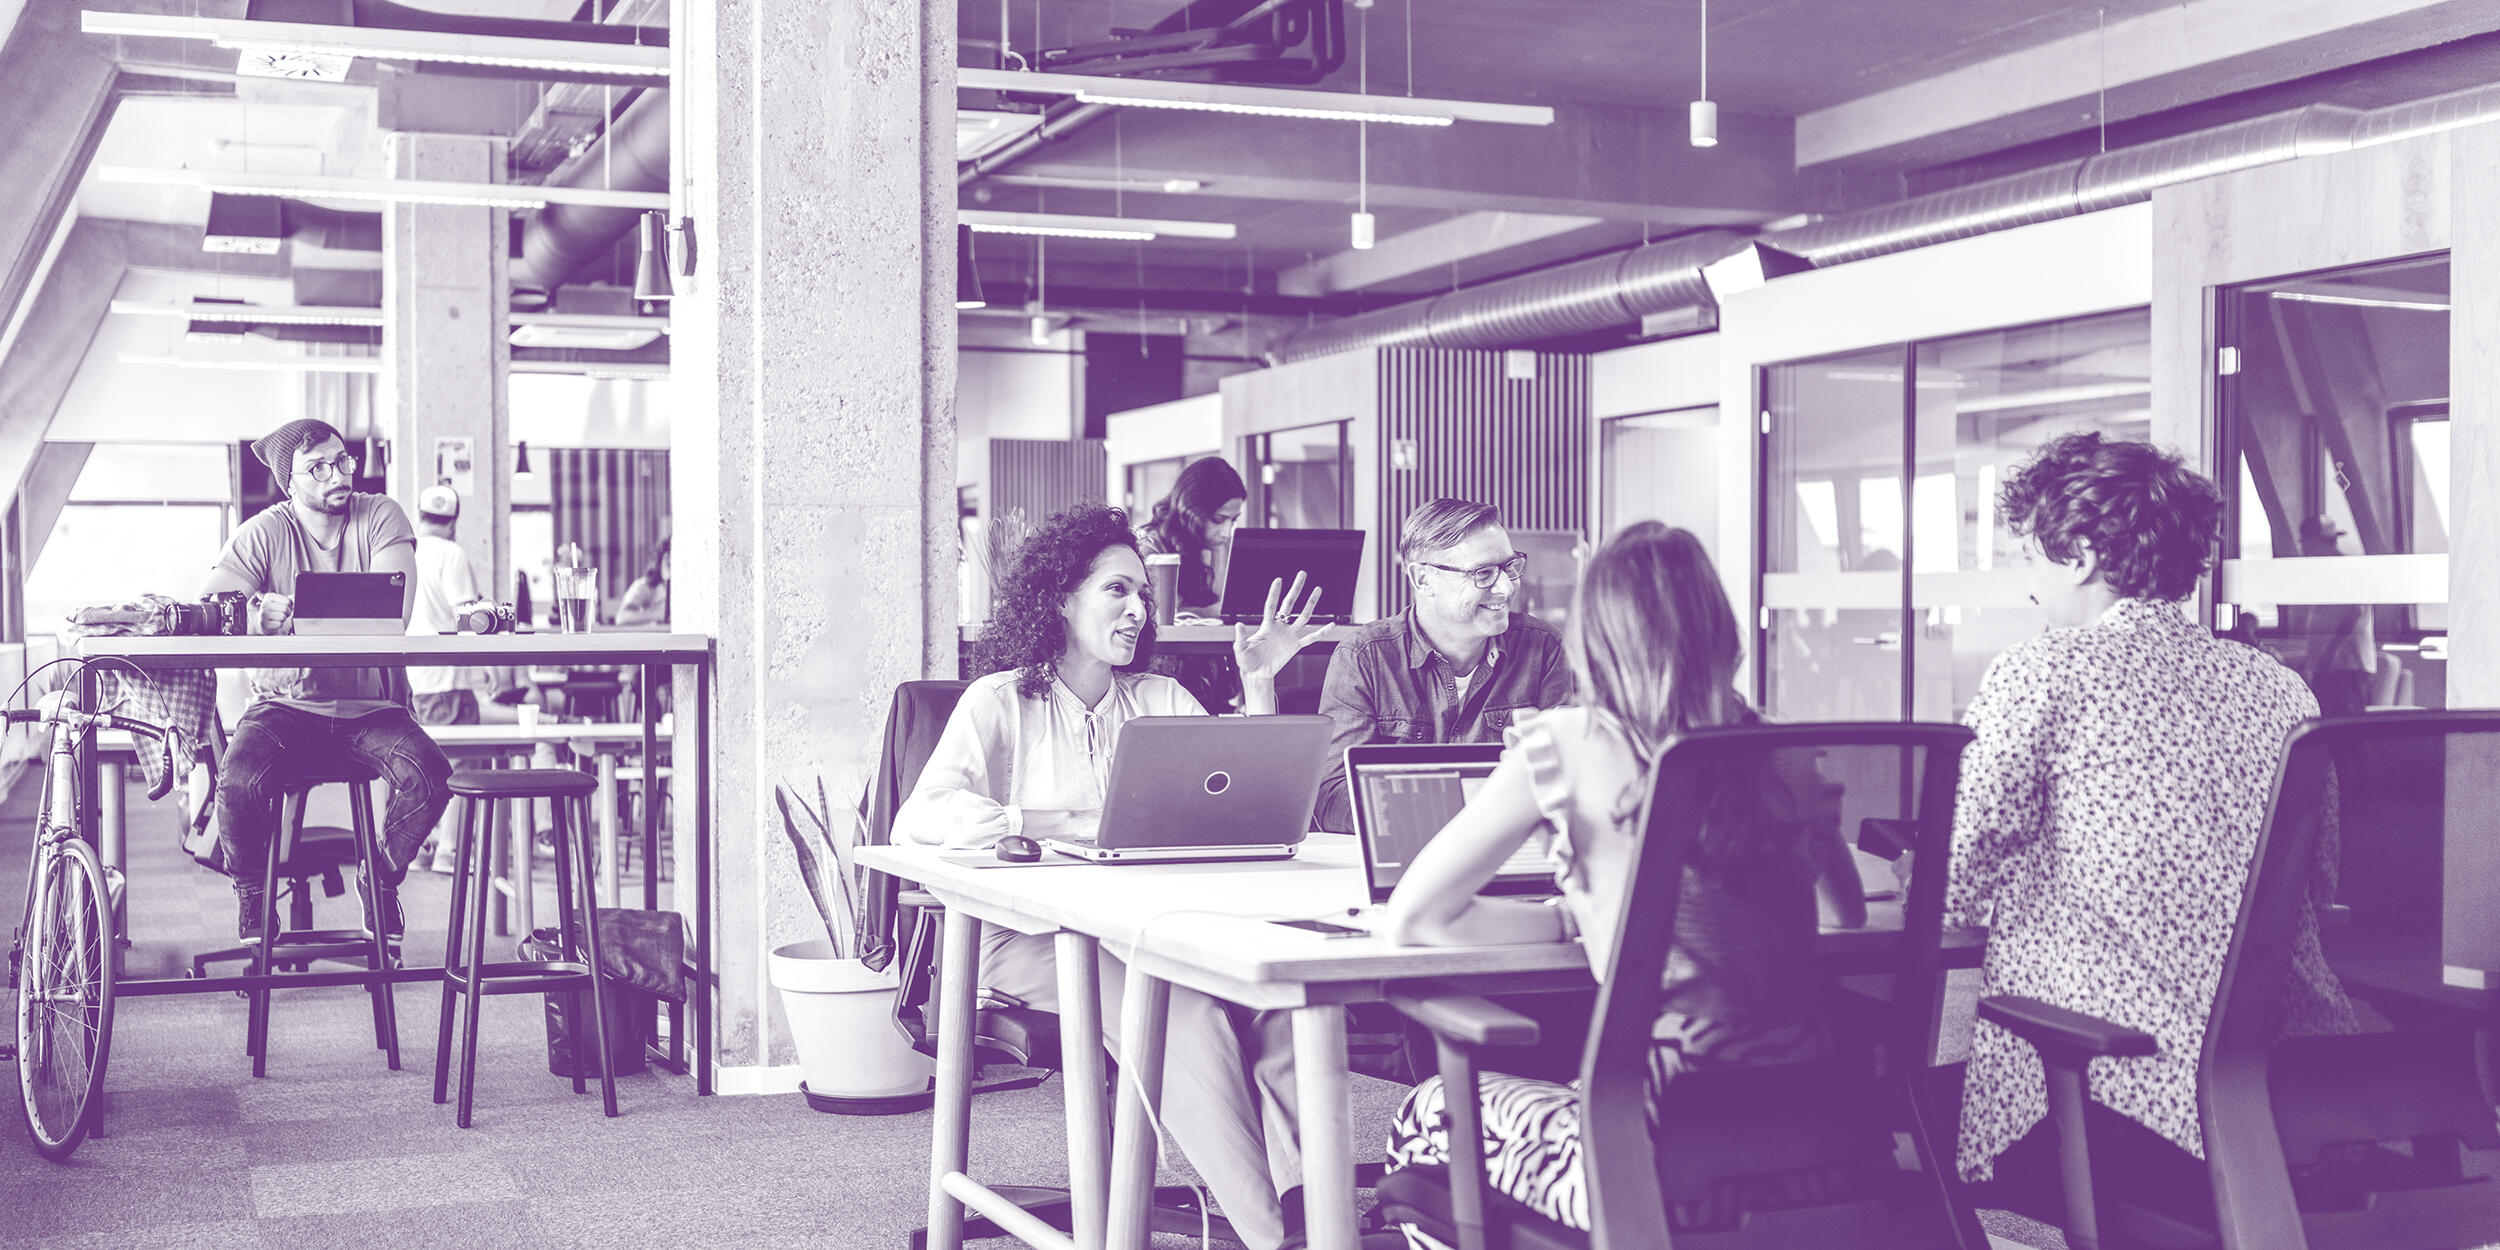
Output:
[1038, 714, 1333, 864]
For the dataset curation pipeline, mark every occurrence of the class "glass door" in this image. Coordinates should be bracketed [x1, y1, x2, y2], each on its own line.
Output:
[2215, 252, 2451, 711]
[1760, 347, 1909, 722]
[1249, 421, 1351, 529]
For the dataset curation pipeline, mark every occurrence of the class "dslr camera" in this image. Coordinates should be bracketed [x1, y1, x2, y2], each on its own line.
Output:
[160, 591, 251, 637]
[455, 599, 520, 635]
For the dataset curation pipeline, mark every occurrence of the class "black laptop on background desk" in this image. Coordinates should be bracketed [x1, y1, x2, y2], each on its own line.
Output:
[1217, 529, 1365, 624]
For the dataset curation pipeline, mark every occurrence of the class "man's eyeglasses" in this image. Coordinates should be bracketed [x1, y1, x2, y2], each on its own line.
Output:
[297, 454, 359, 484]
[1417, 552, 1528, 590]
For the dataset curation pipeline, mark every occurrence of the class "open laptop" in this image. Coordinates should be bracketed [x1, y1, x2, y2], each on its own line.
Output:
[292, 571, 407, 636]
[1347, 743, 1556, 911]
[1216, 529, 1365, 624]
[1039, 714, 1333, 864]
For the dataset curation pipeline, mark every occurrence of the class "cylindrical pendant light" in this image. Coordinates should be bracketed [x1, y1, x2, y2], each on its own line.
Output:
[1690, 0, 1718, 147]
[633, 211, 673, 303]
[515, 441, 534, 480]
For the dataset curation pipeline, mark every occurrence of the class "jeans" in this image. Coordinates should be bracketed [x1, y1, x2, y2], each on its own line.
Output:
[217, 703, 454, 886]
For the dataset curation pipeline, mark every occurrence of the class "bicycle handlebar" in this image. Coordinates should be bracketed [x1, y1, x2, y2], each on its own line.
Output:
[3, 707, 179, 799]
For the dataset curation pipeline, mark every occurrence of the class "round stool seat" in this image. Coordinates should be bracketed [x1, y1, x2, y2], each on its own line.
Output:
[448, 767, 597, 800]
[287, 762, 383, 787]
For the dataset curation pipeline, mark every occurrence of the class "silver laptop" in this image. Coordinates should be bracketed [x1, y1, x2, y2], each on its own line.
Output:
[293, 571, 407, 636]
[1040, 714, 1332, 864]
[1347, 743, 1555, 908]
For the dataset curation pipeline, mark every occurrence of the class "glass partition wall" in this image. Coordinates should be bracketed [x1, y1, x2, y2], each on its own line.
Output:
[1759, 308, 2153, 721]
[2216, 253, 2451, 711]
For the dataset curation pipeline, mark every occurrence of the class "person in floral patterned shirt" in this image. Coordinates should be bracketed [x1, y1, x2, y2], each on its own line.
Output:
[1947, 433, 2356, 1223]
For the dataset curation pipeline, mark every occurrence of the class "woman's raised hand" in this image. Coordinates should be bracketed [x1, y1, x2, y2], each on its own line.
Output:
[1231, 570, 1332, 684]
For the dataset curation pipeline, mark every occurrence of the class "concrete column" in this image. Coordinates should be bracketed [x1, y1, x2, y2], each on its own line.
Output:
[672, 0, 959, 1083]
[383, 133, 512, 598]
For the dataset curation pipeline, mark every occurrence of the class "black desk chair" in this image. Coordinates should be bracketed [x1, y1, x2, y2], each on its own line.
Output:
[859, 680, 1227, 1247]
[1376, 722, 1986, 1250]
[1985, 711, 2500, 1250]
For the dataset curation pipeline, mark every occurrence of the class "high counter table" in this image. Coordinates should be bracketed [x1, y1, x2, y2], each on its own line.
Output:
[73, 631, 720, 1095]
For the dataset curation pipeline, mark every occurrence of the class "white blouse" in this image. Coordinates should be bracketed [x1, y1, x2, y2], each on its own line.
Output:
[893, 668, 1209, 849]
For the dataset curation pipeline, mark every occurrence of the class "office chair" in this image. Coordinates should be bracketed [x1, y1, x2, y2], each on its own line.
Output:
[858, 679, 1233, 1246]
[1986, 711, 2500, 1250]
[1374, 722, 1987, 1250]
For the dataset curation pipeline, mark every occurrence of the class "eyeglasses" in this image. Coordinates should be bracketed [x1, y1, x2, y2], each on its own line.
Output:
[297, 454, 359, 484]
[1417, 552, 1529, 590]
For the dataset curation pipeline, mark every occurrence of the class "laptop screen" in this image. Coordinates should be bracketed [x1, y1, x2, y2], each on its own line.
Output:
[1349, 746, 1553, 903]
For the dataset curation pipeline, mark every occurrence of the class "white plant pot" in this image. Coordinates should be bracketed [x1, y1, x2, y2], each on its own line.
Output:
[768, 939, 934, 1106]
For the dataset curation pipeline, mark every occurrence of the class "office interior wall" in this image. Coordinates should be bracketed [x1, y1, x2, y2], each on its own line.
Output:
[1105, 392, 1222, 514]
[1591, 332, 1721, 556]
[1714, 204, 2157, 692]
[1223, 349, 1381, 614]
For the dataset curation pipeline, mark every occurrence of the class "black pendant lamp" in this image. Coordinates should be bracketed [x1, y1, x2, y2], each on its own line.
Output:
[514, 441, 534, 480]
[955, 224, 986, 310]
[633, 211, 673, 304]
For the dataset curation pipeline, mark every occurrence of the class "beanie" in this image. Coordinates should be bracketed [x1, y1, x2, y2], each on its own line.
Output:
[254, 418, 346, 476]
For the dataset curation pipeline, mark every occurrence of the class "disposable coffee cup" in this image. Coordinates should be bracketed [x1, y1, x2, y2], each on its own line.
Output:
[1143, 553, 1180, 626]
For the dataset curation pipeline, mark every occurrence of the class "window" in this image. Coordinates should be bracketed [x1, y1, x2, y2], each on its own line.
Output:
[1248, 422, 1349, 529]
[24, 442, 235, 634]
[1598, 406, 1717, 549]
[2217, 253, 2451, 710]
[1758, 308, 2153, 721]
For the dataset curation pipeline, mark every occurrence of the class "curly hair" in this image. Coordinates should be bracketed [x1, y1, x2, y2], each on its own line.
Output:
[974, 503, 1159, 698]
[1998, 432, 2223, 602]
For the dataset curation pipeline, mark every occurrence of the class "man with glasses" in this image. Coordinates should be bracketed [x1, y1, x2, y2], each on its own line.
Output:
[1310, 498, 1571, 831]
[202, 419, 454, 941]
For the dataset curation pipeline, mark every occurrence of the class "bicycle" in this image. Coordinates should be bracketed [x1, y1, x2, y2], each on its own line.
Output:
[3, 680, 174, 1160]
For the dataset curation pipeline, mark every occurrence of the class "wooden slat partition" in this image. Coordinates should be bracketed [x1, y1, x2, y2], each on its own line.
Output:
[1375, 350, 1590, 616]
[987, 436, 1108, 569]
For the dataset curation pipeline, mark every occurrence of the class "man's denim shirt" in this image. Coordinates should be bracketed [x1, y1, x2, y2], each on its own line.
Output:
[1311, 609, 1573, 831]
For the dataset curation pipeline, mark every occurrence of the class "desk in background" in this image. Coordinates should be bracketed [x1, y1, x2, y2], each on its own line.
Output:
[74, 632, 719, 1095]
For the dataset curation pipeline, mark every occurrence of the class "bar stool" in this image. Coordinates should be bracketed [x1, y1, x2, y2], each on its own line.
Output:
[435, 766, 618, 1127]
[242, 763, 402, 1077]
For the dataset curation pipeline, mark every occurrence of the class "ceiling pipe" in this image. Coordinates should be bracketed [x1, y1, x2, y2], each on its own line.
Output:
[959, 100, 1117, 187]
[248, 0, 666, 51]
[511, 88, 669, 294]
[1272, 81, 2500, 363]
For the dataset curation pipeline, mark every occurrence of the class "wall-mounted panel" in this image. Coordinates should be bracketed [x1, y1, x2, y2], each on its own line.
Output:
[1376, 350, 1589, 618]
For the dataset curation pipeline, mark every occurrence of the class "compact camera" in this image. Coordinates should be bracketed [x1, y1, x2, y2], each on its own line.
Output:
[455, 600, 520, 635]
[160, 591, 251, 637]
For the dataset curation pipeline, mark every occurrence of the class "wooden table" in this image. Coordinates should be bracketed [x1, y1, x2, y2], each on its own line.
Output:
[865, 836, 1973, 1250]
[74, 632, 720, 1095]
[958, 622, 1352, 658]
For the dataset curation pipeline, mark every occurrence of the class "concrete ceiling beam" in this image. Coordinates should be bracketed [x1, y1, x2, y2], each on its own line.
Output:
[0, 0, 128, 344]
[1277, 211, 1607, 296]
[1004, 101, 1798, 225]
[1797, 0, 2500, 171]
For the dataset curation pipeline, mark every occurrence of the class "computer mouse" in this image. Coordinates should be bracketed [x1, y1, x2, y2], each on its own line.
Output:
[995, 834, 1043, 863]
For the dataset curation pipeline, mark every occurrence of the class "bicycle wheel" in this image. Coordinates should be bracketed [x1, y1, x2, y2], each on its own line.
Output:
[16, 837, 115, 1160]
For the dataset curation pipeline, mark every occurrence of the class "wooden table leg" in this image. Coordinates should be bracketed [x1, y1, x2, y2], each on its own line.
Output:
[1106, 964, 1172, 1250]
[1294, 1003, 1357, 1250]
[926, 909, 980, 1250]
[1055, 932, 1110, 1247]
[595, 752, 621, 908]
[509, 752, 536, 940]
[99, 760, 127, 966]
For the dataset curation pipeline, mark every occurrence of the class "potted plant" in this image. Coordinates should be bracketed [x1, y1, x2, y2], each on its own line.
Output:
[768, 778, 934, 1113]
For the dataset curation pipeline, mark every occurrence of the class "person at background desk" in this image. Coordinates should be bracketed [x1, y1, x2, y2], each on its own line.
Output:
[896, 502, 1330, 1250]
[1310, 499, 1571, 832]
[1375, 522, 1863, 1240]
[407, 483, 483, 727]
[1947, 433, 2355, 1223]
[1135, 457, 1246, 710]
[202, 418, 455, 941]
[616, 539, 671, 627]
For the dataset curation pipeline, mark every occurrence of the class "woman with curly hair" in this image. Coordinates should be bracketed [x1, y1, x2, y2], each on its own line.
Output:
[1947, 432, 2355, 1223]
[896, 502, 1328, 1250]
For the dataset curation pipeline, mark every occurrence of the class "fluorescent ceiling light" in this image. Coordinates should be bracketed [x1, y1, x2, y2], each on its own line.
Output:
[80, 11, 668, 79]
[1955, 382, 2151, 414]
[959, 67, 1552, 128]
[120, 352, 667, 380]
[95, 166, 667, 212]
[957, 109, 1045, 163]
[961, 209, 1234, 241]
[508, 323, 664, 351]
[112, 302, 671, 338]
[2270, 290, 2448, 312]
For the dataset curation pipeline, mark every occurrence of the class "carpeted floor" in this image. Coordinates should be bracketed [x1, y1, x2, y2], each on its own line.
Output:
[0, 766, 2060, 1250]
[0, 767, 1417, 1249]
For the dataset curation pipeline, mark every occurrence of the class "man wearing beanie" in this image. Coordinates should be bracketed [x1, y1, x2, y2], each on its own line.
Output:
[202, 418, 454, 941]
